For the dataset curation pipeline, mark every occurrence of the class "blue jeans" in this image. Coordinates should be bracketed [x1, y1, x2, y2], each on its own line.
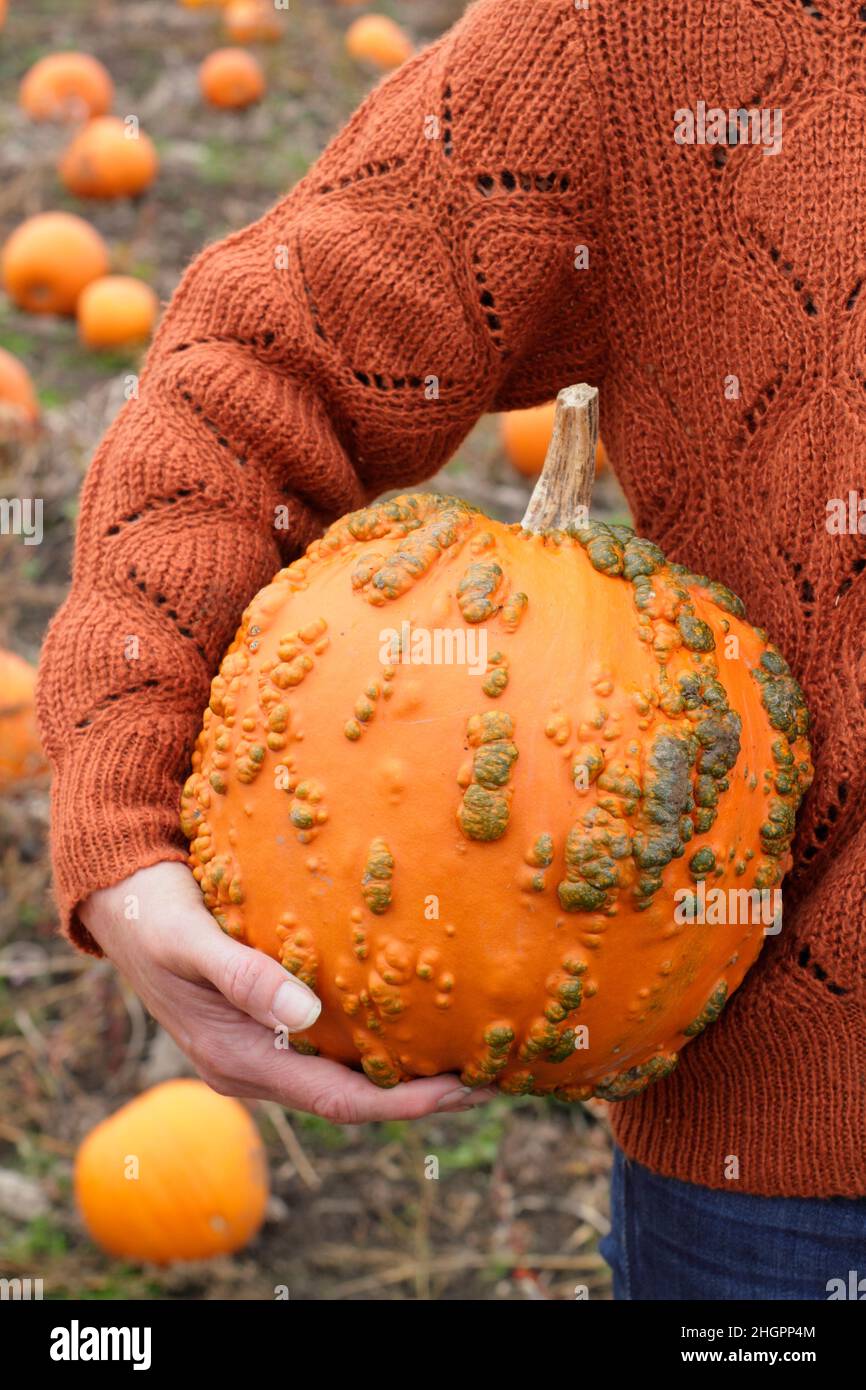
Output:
[600, 1147, 866, 1300]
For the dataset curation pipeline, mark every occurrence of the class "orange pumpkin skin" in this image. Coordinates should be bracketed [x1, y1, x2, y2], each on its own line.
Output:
[77, 275, 158, 348]
[0, 649, 47, 786]
[19, 52, 114, 123]
[182, 495, 812, 1101]
[199, 48, 265, 108]
[345, 16, 413, 71]
[502, 403, 607, 478]
[74, 1080, 269, 1264]
[2, 212, 109, 316]
[0, 348, 40, 426]
[59, 116, 158, 199]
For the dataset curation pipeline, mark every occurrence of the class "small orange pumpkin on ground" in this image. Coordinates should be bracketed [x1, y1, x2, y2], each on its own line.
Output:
[345, 15, 413, 70]
[0, 348, 40, 427]
[199, 47, 266, 108]
[224, 0, 282, 43]
[0, 649, 48, 786]
[19, 52, 114, 123]
[58, 116, 159, 199]
[501, 402, 607, 478]
[77, 275, 159, 349]
[75, 1080, 269, 1265]
[2, 212, 109, 316]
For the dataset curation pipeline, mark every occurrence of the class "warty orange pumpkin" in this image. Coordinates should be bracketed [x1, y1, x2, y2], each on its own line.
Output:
[74, 1080, 269, 1264]
[182, 385, 812, 1101]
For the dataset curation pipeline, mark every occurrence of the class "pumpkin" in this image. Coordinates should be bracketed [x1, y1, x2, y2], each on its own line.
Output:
[0, 347, 40, 427]
[223, 0, 282, 42]
[19, 52, 114, 123]
[182, 384, 812, 1101]
[345, 16, 414, 71]
[1, 212, 109, 316]
[501, 401, 607, 478]
[199, 48, 265, 108]
[74, 1080, 269, 1264]
[0, 649, 47, 786]
[58, 116, 158, 200]
[76, 275, 158, 349]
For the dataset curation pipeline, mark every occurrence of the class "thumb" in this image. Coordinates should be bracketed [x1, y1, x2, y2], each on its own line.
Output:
[185, 913, 322, 1034]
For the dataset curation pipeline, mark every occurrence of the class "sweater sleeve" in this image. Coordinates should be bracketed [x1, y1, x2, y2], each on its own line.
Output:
[37, 0, 608, 952]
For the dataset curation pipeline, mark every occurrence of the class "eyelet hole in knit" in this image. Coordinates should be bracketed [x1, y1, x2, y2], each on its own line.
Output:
[104, 482, 207, 538]
[317, 155, 405, 197]
[296, 236, 326, 341]
[172, 332, 275, 354]
[797, 0, 824, 21]
[178, 385, 246, 467]
[472, 252, 502, 348]
[123, 564, 207, 655]
[74, 679, 160, 730]
[766, 246, 820, 316]
[442, 81, 453, 157]
[797, 944, 848, 996]
[351, 370, 451, 392]
[834, 556, 865, 604]
[474, 170, 570, 199]
[738, 368, 787, 441]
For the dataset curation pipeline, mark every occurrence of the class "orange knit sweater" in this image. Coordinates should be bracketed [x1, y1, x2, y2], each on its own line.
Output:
[37, 0, 866, 1197]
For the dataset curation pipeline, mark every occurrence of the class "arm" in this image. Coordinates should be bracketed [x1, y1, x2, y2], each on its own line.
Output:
[38, 0, 608, 1117]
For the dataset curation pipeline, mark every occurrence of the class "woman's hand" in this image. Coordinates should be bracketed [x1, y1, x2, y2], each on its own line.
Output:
[81, 862, 495, 1122]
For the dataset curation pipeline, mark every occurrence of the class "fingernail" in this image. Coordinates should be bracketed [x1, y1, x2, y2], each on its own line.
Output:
[436, 1085, 498, 1112]
[272, 981, 321, 1032]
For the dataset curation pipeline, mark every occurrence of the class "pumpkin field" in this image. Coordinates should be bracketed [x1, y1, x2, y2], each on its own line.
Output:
[0, 0, 635, 1302]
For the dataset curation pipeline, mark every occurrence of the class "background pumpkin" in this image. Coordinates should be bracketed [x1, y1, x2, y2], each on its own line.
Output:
[77, 275, 158, 348]
[223, 0, 282, 43]
[58, 116, 159, 199]
[199, 47, 266, 108]
[501, 401, 607, 478]
[0, 648, 48, 786]
[19, 51, 114, 122]
[74, 1080, 269, 1264]
[0, 347, 40, 427]
[345, 15, 414, 70]
[182, 386, 812, 1101]
[1, 211, 109, 315]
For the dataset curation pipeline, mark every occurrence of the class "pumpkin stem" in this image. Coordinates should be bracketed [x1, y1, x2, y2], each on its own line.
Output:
[520, 383, 599, 533]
